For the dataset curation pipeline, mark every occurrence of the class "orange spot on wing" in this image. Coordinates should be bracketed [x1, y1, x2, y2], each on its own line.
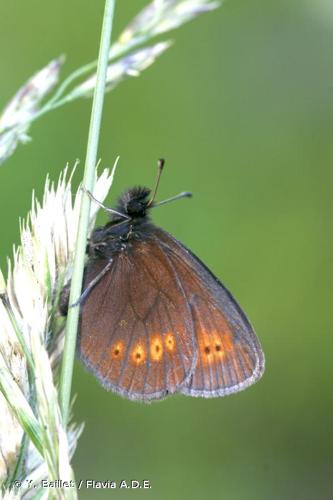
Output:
[198, 331, 214, 365]
[132, 343, 146, 365]
[150, 335, 163, 361]
[165, 332, 175, 352]
[199, 331, 232, 365]
[203, 344, 214, 364]
[111, 341, 124, 359]
[212, 332, 225, 359]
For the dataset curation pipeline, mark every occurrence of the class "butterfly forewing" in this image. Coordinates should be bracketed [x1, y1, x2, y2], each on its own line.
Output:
[79, 236, 197, 401]
[153, 228, 265, 397]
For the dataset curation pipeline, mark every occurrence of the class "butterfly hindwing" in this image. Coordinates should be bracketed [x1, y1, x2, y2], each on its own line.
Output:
[79, 236, 197, 401]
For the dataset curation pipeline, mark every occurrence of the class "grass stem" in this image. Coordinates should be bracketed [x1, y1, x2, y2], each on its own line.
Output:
[59, 0, 116, 425]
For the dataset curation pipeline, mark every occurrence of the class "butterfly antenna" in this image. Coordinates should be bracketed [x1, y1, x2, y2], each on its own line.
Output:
[153, 191, 192, 208]
[147, 158, 165, 207]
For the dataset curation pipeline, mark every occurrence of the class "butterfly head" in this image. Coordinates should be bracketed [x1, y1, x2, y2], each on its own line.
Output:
[116, 186, 152, 219]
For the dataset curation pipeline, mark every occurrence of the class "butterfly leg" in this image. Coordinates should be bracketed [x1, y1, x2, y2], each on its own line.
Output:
[70, 259, 113, 308]
[59, 259, 113, 315]
[82, 187, 129, 220]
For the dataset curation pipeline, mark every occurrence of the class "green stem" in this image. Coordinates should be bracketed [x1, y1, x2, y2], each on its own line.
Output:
[59, 0, 116, 425]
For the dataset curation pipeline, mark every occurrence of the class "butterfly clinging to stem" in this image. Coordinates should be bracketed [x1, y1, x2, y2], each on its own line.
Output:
[61, 159, 265, 401]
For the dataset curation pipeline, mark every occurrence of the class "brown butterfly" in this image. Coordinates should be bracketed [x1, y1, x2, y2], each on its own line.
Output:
[61, 160, 265, 401]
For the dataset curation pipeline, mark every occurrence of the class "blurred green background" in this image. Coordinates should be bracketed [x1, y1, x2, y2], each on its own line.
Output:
[1, 0, 333, 499]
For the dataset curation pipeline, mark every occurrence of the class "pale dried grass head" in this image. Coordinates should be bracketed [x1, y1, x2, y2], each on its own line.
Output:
[0, 0, 220, 165]
[0, 161, 116, 497]
[0, 58, 64, 164]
